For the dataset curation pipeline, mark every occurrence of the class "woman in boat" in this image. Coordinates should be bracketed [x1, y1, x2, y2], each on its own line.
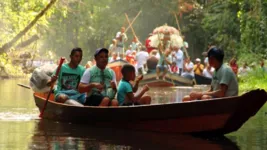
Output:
[78, 48, 119, 106]
[182, 47, 238, 101]
[117, 64, 151, 106]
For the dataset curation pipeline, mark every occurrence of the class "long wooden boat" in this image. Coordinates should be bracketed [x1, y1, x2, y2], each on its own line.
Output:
[34, 89, 267, 135]
[139, 72, 193, 87]
[195, 74, 212, 85]
[32, 119, 239, 150]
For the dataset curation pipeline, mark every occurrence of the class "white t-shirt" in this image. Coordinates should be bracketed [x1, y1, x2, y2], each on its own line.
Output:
[183, 61, 194, 76]
[109, 57, 120, 63]
[80, 68, 117, 84]
[202, 67, 215, 78]
[172, 49, 184, 68]
[204, 57, 209, 64]
[238, 67, 251, 75]
[136, 51, 149, 69]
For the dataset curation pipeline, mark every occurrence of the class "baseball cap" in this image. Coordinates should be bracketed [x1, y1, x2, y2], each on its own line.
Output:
[94, 48, 109, 57]
[195, 58, 201, 62]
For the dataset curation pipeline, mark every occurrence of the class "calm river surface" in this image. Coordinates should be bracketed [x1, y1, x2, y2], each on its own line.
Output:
[0, 79, 267, 150]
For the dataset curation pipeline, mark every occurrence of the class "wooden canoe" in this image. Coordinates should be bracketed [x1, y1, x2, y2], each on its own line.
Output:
[195, 74, 212, 85]
[34, 89, 267, 135]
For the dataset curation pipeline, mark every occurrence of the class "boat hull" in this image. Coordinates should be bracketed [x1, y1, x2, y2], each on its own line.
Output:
[34, 89, 267, 135]
[195, 74, 212, 85]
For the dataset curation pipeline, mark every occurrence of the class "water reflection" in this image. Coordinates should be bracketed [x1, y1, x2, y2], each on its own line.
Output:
[146, 85, 210, 104]
[29, 119, 239, 150]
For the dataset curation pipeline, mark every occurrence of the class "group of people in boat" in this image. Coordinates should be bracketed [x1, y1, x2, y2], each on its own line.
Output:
[47, 47, 151, 107]
[45, 43, 241, 106]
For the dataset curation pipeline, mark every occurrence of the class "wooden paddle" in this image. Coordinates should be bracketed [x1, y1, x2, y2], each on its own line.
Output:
[17, 83, 31, 89]
[39, 57, 65, 118]
[125, 11, 142, 33]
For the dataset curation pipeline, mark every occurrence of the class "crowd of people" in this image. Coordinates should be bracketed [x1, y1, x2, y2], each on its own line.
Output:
[84, 26, 216, 81]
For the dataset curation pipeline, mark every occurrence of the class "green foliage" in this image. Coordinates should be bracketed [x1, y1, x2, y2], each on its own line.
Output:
[0, 53, 23, 76]
[238, 0, 267, 59]
[201, 0, 240, 59]
[239, 68, 267, 94]
[40, 0, 182, 62]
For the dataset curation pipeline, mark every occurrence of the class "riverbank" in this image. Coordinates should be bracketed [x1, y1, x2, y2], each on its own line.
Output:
[239, 68, 267, 95]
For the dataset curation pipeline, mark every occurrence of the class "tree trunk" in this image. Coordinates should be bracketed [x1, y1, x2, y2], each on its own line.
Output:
[0, 0, 57, 54]
[15, 34, 39, 49]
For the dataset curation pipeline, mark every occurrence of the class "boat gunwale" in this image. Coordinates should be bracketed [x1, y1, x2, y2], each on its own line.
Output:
[34, 92, 242, 109]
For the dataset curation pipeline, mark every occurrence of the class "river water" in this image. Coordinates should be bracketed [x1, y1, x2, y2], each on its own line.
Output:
[0, 79, 267, 150]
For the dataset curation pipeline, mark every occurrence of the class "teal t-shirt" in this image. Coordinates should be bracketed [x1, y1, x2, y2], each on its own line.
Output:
[54, 64, 85, 103]
[211, 64, 238, 97]
[117, 79, 133, 105]
[157, 52, 165, 66]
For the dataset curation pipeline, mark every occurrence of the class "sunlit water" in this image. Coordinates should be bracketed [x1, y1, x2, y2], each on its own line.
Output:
[0, 79, 267, 150]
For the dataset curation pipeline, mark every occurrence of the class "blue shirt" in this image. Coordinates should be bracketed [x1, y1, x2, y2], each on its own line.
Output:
[117, 79, 133, 105]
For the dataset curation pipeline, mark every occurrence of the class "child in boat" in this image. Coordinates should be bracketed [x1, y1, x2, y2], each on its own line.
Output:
[170, 61, 178, 74]
[117, 64, 151, 106]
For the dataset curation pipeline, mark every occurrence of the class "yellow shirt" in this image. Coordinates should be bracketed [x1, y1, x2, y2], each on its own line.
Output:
[193, 64, 204, 75]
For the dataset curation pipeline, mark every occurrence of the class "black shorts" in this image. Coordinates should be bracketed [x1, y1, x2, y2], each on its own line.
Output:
[84, 95, 105, 106]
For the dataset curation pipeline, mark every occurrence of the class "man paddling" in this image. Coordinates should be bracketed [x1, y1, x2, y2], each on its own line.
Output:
[47, 47, 86, 104]
[183, 47, 238, 101]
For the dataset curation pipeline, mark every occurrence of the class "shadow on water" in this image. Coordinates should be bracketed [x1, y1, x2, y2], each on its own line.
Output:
[30, 119, 240, 150]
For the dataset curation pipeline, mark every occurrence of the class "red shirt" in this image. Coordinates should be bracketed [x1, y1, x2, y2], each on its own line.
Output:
[171, 66, 178, 73]
[230, 64, 238, 75]
[145, 38, 153, 54]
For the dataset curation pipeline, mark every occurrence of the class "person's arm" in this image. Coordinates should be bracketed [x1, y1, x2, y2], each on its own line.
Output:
[126, 85, 149, 103]
[110, 70, 117, 92]
[193, 65, 197, 72]
[201, 84, 228, 98]
[46, 68, 59, 86]
[189, 86, 213, 99]
[198, 64, 204, 72]
[165, 56, 172, 65]
[187, 63, 194, 72]
[46, 75, 57, 86]
[78, 69, 104, 93]
[132, 75, 143, 92]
